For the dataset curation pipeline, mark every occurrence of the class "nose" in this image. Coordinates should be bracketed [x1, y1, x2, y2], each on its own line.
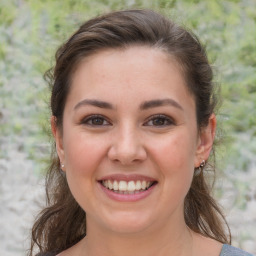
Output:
[107, 125, 147, 165]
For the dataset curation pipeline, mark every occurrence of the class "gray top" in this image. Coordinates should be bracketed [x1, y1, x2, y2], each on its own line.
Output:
[220, 244, 254, 256]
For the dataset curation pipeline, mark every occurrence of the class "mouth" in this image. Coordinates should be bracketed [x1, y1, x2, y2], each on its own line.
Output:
[99, 179, 157, 194]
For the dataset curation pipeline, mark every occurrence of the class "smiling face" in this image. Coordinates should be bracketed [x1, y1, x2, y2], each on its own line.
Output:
[53, 46, 215, 235]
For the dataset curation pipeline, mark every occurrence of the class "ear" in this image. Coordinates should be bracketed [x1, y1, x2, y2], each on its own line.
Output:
[194, 114, 216, 168]
[51, 116, 65, 170]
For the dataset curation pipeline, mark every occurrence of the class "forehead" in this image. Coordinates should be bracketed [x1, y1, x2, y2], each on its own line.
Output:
[67, 46, 194, 110]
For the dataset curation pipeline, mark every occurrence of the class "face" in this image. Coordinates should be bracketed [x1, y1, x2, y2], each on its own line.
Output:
[53, 46, 215, 235]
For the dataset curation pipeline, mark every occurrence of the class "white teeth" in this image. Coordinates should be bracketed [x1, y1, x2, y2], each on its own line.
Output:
[101, 180, 153, 193]
[127, 181, 136, 192]
[141, 181, 146, 190]
[108, 180, 113, 190]
[135, 180, 141, 190]
[119, 181, 127, 191]
[113, 180, 119, 191]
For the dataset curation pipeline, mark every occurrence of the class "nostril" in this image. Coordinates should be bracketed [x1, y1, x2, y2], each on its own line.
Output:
[107, 144, 147, 165]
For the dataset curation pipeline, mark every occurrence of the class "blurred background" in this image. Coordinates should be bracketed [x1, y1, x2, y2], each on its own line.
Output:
[0, 0, 255, 255]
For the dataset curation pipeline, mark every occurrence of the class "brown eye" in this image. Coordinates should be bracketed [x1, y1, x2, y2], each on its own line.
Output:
[91, 117, 104, 125]
[144, 115, 174, 127]
[82, 115, 111, 126]
[152, 117, 167, 126]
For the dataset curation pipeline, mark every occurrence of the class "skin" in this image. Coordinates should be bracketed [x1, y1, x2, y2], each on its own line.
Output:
[52, 46, 222, 256]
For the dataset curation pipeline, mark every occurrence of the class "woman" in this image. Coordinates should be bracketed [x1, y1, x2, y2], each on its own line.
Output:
[29, 9, 253, 256]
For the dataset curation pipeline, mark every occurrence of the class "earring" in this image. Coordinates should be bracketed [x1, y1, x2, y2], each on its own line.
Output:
[200, 160, 205, 167]
[61, 163, 65, 168]
[194, 160, 205, 176]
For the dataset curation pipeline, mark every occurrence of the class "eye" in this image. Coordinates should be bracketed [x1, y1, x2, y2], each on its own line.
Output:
[81, 115, 111, 126]
[144, 114, 175, 127]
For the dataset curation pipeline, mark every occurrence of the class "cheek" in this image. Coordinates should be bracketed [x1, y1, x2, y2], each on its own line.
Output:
[146, 131, 197, 215]
[150, 131, 197, 173]
[62, 133, 108, 211]
[63, 131, 107, 177]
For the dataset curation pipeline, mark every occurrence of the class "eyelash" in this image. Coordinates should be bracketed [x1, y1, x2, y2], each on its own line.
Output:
[143, 114, 175, 127]
[81, 114, 175, 127]
[81, 114, 111, 126]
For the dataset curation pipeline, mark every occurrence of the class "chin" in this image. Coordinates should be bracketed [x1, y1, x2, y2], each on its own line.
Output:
[100, 211, 155, 234]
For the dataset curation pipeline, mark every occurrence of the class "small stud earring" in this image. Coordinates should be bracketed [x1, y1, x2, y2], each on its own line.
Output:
[200, 160, 206, 167]
[194, 160, 206, 176]
[61, 163, 65, 168]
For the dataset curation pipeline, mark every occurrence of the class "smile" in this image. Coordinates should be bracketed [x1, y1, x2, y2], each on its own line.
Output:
[101, 180, 155, 194]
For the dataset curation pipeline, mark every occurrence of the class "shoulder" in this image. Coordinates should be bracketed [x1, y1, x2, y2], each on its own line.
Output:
[220, 244, 254, 256]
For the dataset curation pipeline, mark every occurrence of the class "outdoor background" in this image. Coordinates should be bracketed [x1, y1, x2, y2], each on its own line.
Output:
[0, 0, 255, 255]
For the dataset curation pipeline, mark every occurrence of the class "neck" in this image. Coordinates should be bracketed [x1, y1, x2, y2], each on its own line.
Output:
[79, 217, 194, 256]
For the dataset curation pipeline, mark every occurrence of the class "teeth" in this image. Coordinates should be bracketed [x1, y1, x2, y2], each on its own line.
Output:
[101, 180, 153, 193]
[135, 180, 141, 190]
[119, 181, 127, 191]
[113, 180, 119, 191]
[127, 181, 136, 191]
[141, 181, 146, 190]
[108, 180, 113, 190]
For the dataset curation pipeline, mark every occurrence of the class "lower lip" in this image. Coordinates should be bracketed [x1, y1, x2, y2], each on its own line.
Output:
[98, 182, 156, 202]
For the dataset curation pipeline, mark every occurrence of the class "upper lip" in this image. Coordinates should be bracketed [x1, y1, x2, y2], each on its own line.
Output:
[98, 174, 157, 182]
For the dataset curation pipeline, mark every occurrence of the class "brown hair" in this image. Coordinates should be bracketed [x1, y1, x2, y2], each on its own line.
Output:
[29, 9, 230, 255]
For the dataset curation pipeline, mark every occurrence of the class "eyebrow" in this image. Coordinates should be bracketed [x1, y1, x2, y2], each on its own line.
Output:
[140, 98, 184, 111]
[74, 99, 114, 110]
[74, 98, 183, 111]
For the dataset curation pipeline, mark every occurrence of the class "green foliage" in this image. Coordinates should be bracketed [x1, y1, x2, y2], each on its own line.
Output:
[0, 0, 18, 26]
